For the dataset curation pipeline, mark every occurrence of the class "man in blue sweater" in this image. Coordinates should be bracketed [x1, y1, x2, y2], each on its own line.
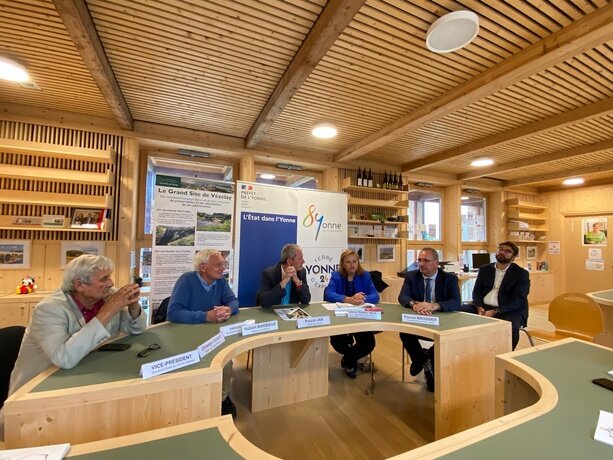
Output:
[168, 250, 239, 418]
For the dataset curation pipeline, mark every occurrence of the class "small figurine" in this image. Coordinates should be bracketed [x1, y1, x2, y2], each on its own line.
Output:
[16, 276, 37, 295]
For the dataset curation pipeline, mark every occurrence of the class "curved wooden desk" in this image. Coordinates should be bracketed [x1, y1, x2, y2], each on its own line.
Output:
[60, 339, 613, 459]
[65, 416, 272, 460]
[588, 289, 613, 347]
[393, 338, 613, 459]
[4, 303, 510, 449]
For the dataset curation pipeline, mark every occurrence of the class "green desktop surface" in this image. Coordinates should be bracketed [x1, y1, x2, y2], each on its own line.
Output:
[67, 427, 242, 460]
[440, 341, 613, 459]
[32, 302, 495, 392]
[590, 289, 613, 302]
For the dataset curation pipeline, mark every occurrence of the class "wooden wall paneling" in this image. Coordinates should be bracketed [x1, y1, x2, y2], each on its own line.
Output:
[116, 138, 138, 285]
[488, 191, 506, 249]
[443, 184, 462, 261]
[322, 167, 338, 191]
[542, 183, 613, 297]
[239, 155, 255, 182]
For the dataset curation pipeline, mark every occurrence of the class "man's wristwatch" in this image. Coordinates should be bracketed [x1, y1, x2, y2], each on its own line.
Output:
[295, 280, 303, 287]
[409, 300, 415, 307]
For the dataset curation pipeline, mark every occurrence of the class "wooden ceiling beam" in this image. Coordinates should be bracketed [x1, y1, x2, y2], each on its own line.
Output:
[537, 177, 613, 193]
[333, 3, 613, 163]
[505, 162, 613, 187]
[458, 138, 613, 181]
[53, 0, 133, 130]
[410, 97, 613, 173]
[245, 0, 365, 149]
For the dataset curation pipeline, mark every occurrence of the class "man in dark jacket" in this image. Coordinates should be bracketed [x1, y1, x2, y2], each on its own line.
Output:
[398, 247, 461, 391]
[472, 241, 530, 350]
[259, 243, 311, 308]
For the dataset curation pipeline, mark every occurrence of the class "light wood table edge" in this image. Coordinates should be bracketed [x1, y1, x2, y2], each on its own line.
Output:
[388, 339, 567, 459]
[67, 416, 280, 459]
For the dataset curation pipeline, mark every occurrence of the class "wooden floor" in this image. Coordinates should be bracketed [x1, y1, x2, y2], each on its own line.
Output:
[232, 305, 554, 460]
[0, 306, 554, 454]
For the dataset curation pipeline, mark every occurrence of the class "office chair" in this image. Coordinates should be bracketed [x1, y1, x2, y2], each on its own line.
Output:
[529, 292, 604, 342]
[152, 297, 170, 324]
[0, 325, 26, 409]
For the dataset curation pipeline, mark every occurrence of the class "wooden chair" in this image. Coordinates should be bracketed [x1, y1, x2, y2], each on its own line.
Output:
[529, 292, 604, 342]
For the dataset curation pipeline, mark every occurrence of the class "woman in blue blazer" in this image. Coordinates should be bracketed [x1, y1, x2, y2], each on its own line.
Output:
[324, 249, 379, 378]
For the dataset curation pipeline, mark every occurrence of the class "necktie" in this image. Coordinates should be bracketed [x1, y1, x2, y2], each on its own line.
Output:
[425, 278, 432, 302]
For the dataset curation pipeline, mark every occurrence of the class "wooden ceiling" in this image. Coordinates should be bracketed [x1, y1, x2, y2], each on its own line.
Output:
[0, 0, 612, 192]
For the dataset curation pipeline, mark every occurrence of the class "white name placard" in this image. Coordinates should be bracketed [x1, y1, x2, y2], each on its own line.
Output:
[402, 314, 440, 326]
[220, 319, 255, 337]
[348, 311, 382, 320]
[297, 316, 331, 329]
[197, 332, 225, 359]
[242, 320, 279, 336]
[140, 350, 200, 379]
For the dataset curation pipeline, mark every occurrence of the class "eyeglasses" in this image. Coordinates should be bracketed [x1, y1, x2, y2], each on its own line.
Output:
[207, 262, 226, 269]
[497, 247, 514, 254]
[417, 258, 435, 263]
[137, 343, 161, 358]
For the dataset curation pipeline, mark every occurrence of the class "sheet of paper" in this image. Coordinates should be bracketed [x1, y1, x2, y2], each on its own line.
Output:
[594, 410, 613, 446]
[0, 443, 70, 460]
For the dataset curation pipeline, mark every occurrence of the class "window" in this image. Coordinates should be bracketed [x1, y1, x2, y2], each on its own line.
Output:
[255, 169, 318, 189]
[407, 189, 441, 241]
[143, 157, 233, 234]
[461, 195, 486, 242]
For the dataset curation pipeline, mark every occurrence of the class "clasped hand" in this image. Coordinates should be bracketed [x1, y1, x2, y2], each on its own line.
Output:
[98, 283, 141, 324]
[476, 306, 496, 317]
[412, 301, 437, 316]
[206, 306, 232, 323]
[345, 292, 365, 305]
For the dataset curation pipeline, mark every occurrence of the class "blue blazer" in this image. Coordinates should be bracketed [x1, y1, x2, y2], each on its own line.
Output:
[324, 271, 380, 304]
[398, 268, 461, 311]
[472, 262, 530, 318]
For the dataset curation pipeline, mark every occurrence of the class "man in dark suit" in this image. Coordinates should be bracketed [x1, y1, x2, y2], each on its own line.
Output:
[398, 247, 461, 391]
[259, 243, 311, 308]
[472, 241, 530, 350]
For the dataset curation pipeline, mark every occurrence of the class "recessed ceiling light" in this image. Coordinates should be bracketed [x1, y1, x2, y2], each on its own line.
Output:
[260, 173, 275, 180]
[563, 178, 584, 186]
[426, 11, 479, 54]
[312, 124, 337, 139]
[0, 56, 29, 82]
[471, 158, 494, 167]
[461, 196, 469, 200]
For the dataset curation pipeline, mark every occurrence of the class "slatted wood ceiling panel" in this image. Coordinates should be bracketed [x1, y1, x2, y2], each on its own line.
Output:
[0, 0, 113, 118]
[431, 115, 613, 175]
[87, 0, 323, 137]
[366, 42, 613, 166]
[262, 0, 606, 154]
[524, 170, 613, 188]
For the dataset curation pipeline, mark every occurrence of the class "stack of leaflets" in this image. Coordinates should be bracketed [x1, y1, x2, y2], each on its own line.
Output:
[274, 307, 311, 321]
[321, 302, 381, 316]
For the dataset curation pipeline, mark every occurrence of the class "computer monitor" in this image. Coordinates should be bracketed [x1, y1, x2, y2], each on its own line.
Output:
[471, 253, 492, 270]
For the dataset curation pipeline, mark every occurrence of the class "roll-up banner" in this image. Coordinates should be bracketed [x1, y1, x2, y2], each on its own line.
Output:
[234, 181, 347, 306]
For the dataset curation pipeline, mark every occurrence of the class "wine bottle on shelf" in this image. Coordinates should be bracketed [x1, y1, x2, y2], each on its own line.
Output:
[398, 173, 404, 190]
[367, 169, 373, 187]
[393, 172, 399, 190]
[383, 171, 388, 189]
[357, 168, 363, 187]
